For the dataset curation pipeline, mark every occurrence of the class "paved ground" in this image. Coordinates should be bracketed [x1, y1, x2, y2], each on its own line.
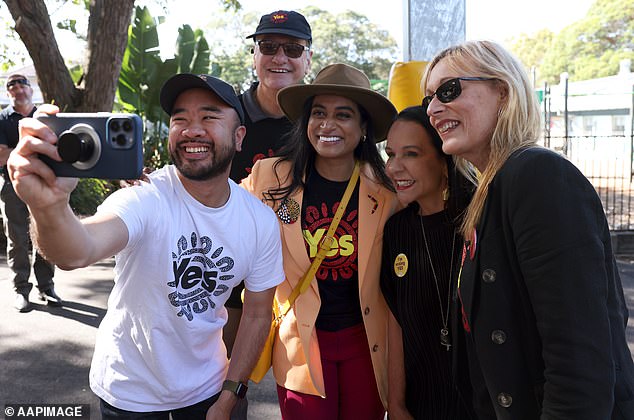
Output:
[1, 254, 634, 419]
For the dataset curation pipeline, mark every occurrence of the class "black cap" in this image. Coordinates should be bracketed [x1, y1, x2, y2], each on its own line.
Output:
[160, 73, 245, 124]
[246, 10, 311, 41]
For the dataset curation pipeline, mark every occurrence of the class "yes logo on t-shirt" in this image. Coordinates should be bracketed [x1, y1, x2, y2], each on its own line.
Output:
[168, 232, 235, 321]
[303, 203, 358, 282]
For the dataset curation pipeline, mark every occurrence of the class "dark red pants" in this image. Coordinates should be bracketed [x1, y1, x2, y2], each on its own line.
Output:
[276, 324, 384, 420]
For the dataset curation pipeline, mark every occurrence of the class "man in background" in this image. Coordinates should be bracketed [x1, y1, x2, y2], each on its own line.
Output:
[0, 73, 59, 312]
[224, 9, 313, 356]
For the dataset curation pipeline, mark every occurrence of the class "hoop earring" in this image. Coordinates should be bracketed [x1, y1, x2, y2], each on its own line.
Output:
[361, 135, 367, 143]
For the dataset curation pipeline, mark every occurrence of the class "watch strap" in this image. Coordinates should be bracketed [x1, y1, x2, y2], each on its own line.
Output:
[222, 379, 248, 398]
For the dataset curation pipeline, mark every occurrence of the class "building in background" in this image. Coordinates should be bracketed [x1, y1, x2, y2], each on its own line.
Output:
[548, 59, 633, 139]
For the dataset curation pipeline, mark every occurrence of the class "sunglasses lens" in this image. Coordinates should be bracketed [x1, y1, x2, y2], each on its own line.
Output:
[257, 41, 305, 58]
[258, 41, 279, 55]
[437, 79, 461, 103]
[282, 44, 305, 58]
[7, 79, 28, 88]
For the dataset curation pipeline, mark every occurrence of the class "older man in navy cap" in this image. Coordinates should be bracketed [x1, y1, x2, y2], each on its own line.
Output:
[224, 9, 313, 362]
[7, 73, 284, 419]
[230, 10, 312, 183]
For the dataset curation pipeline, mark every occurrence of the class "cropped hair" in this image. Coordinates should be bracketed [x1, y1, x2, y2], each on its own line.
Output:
[421, 40, 541, 238]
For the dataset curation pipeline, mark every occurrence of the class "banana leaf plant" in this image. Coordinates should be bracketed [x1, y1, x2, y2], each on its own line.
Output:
[116, 5, 215, 169]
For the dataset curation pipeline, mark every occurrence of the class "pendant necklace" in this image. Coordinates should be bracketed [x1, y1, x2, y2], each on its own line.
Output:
[420, 215, 456, 351]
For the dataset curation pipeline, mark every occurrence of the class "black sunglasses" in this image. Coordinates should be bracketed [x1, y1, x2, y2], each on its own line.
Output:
[422, 77, 496, 107]
[6, 78, 30, 88]
[255, 40, 309, 59]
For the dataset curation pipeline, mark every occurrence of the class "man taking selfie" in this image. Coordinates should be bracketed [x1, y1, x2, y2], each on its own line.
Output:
[7, 73, 284, 419]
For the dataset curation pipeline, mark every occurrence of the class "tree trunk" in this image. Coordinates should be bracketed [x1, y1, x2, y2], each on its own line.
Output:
[83, 0, 135, 111]
[4, 0, 78, 109]
[3, 0, 135, 112]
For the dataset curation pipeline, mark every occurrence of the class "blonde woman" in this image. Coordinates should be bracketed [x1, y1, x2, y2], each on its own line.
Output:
[422, 40, 634, 419]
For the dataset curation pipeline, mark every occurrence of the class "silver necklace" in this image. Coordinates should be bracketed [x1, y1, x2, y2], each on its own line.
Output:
[420, 215, 456, 351]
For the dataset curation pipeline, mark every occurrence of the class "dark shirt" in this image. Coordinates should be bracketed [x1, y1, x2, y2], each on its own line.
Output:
[380, 204, 476, 419]
[0, 105, 36, 179]
[225, 83, 294, 309]
[229, 82, 293, 183]
[0, 105, 36, 147]
[302, 168, 361, 332]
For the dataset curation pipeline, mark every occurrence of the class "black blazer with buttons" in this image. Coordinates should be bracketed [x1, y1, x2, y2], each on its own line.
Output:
[459, 147, 634, 419]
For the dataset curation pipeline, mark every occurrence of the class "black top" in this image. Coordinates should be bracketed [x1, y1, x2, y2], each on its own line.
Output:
[457, 147, 634, 419]
[302, 168, 361, 332]
[226, 83, 294, 309]
[229, 82, 293, 183]
[0, 105, 36, 147]
[381, 204, 475, 419]
[0, 105, 36, 179]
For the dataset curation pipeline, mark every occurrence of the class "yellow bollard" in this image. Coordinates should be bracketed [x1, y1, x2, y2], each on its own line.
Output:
[387, 61, 428, 112]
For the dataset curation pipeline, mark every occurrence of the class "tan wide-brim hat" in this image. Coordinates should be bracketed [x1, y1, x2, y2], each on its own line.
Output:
[277, 63, 397, 141]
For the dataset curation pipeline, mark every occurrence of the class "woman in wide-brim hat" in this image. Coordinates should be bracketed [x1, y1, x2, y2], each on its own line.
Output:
[242, 63, 398, 419]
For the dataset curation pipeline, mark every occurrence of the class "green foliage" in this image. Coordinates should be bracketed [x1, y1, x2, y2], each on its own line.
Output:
[305, 7, 398, 81]
[209, 7, 399, 90]
[0, 3, 27, 72]
[510, 29, 554, 85]
[56, 19, 78, 34]
[117, 5, 215, 169]
[511, 0, 634, 84]
[371, 79, 389, 97]
[69, 178, 114, 216]
[215, 50, 253, 92]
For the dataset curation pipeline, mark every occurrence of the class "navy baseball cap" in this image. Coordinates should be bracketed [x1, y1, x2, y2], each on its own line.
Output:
[160, 73, 245, 124]
[246, 10, 312, 41]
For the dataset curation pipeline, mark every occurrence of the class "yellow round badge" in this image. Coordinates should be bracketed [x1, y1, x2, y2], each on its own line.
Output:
[394, 253, 408, 278]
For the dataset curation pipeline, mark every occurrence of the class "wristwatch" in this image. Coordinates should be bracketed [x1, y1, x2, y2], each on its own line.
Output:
[222, 379, 248, 399]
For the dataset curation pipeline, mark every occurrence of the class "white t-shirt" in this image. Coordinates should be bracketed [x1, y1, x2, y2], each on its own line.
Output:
[89, 165, 284, 411]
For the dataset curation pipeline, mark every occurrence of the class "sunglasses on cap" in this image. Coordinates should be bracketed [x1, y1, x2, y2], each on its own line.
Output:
[422, 77, 496, 108]
[255, 40, 309, 59]
[6, 78, 30, 88]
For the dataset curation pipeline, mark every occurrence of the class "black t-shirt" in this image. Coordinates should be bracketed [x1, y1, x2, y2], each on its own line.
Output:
[0, 106, 36, 179]
[302, 168, 361, 331]
[229, 83, 293, 183]
[226, 84, 293, 309]
[0, 106, 36, 148]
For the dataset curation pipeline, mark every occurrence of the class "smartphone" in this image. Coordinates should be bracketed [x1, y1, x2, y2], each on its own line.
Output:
[37, 113, 144, 179]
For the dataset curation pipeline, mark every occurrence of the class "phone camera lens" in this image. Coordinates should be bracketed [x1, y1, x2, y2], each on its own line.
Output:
[110, 120, 120, 131]
[122, 120, 133, 132]
[115, 134, 128, 146]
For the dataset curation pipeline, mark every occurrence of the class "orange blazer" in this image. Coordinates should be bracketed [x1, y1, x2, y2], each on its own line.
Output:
[241, 158, 398, 406]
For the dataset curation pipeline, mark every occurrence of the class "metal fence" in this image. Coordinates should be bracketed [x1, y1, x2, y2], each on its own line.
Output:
[547, 135, 634, 231]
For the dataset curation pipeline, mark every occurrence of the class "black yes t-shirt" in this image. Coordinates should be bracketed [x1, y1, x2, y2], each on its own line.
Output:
[302, 169, 362, 331]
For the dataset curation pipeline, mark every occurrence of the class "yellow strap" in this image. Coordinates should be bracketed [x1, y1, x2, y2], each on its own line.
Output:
[277, 161, 361, 318]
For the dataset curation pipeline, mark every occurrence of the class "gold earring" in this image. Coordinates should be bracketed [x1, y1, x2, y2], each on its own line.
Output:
[442, 187, 449, 201]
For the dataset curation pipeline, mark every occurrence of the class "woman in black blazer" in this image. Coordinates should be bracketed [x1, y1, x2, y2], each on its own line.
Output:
[421, 40, 634, 420]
